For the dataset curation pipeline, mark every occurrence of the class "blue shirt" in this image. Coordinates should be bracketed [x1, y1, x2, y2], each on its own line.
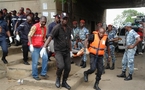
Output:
[11, 15, 18, 30]
[17, 15, 26, 27]
[79, 27, 89, 40]
[47, 22, 57, 38]
[125, 29, 139, 46]
[16, 21, 33, 42]
[0, 19, 8, 37]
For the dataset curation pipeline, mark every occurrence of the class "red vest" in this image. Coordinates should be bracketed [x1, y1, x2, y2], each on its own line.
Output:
[88, 31, 107, 55]
[28, 23, 46, 47]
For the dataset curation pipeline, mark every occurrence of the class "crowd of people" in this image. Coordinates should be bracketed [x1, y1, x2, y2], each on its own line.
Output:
[0, 7, 145, 90]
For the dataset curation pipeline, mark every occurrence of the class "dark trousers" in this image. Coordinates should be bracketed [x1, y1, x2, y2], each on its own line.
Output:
[55, 51, 71, 80]
[137, 41, 143, 53]
[47, 51, 52, 59]
[0, 36, 8, 59]
[86, 53, 103, 82]
[22, 41, 29, 62]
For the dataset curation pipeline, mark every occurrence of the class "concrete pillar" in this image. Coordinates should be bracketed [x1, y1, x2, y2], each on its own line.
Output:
[102, 9, 107, 29]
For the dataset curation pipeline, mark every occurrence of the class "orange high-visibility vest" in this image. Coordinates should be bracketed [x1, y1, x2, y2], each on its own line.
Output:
[88, 32, 107, 55]
[28, 23, 46, 47]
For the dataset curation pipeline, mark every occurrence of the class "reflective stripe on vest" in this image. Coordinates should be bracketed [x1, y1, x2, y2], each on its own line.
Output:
[88, 32, 107, 55]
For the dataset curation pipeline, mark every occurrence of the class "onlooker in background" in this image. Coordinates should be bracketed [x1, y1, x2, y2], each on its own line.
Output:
[46, 14, 60, 61]
[137, 27, 143, 55]
[28, 16, 48, 80]
[105, 24, 118, 70]
[71, 20, 80, 49]
[14, 7, 26, 33]
[78, 19, 89, 68]
[34, 12, 40, 24]
[3, 8, 12, 45]
[16, 16, 33, 65]
[46, 14, 60, 38]
[2, 8, 11, 29]
[0, 10, 13, 64]
[11, 10, 18, 36]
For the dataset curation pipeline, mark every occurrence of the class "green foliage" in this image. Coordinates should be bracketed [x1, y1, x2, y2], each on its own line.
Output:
[113, 9, 144, 26]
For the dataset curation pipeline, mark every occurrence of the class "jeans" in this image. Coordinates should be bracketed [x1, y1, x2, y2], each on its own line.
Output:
[137, 41, 142, 53]
[31, 47, 48, 78]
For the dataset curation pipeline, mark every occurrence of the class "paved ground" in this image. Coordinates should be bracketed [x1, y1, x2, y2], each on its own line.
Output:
[0, 52, 145, 90]
[76, 53, 145, 90]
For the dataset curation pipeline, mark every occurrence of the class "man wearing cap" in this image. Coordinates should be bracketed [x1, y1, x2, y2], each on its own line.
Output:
[79, 19, 89, 68]
[46, 14, 60, 38]
[71, 20, 80, 49]
[0, 10, 13, 64]
[40, 12, 72, 89]
[117, 22, 141, 81]
[105, 24, 118, 70]
[46, 14, 60, 61]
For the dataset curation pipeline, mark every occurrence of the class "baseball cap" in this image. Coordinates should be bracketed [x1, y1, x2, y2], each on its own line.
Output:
[53, 14, 60, 18]
[124, 22, 132, 27]
[73, 21, 77, 24]
[80, 20, 85, 24]
[108, 24, 112, 27]
[60, 12, 69, 19]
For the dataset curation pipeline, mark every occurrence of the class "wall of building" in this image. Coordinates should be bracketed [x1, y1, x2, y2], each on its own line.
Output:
[0, 0, 106, 32]
[0, 0, 58, 25]
[0, 0, 40, 13]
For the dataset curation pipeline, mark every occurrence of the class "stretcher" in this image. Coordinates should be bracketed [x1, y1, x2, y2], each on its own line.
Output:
[48, 40, 85, 66]
[71, 49, 84, 66]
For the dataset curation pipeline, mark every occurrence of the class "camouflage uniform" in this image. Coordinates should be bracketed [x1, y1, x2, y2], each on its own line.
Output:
[78, 27, 89, 62]
[122, 29, 139, 74]
[105, 30, 117, 63]
[71, 27, 80, 49]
